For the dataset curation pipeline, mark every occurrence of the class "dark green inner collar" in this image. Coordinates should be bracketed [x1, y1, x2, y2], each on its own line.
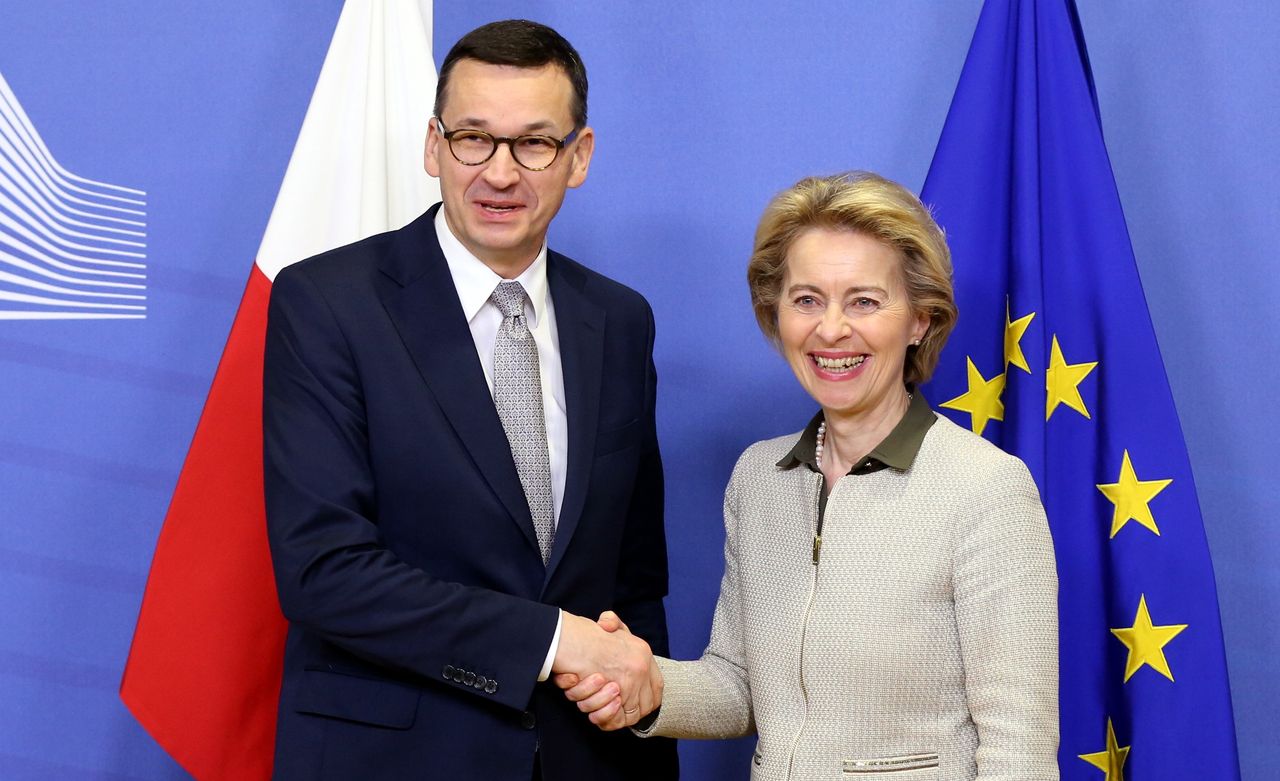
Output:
[777, 390, 936, 475]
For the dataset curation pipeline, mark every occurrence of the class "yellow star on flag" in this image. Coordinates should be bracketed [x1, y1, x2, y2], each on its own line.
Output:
[940, 357, 1006, 436]
[1097, 450, 1173, 538]
[1078, 718, 1131, 781]
[1004, 300, 1035, 373]
[1111, 594, 1188, 682]
[1045, 334, 1098, 420]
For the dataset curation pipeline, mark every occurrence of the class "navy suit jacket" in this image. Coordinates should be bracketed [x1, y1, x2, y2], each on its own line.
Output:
[263, 205, 677, 779]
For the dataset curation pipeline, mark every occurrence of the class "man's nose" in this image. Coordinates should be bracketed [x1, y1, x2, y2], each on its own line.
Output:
[481, 142, 521, 189]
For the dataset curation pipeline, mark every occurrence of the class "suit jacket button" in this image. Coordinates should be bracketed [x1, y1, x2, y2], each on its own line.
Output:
[452, 668, 465, 683]
[474, 675, 487, 690]
[485, 680, 499, 695]
[520, 711, 536, 730]
[442, 665, 455, 680]
[464, 671, 476, 686]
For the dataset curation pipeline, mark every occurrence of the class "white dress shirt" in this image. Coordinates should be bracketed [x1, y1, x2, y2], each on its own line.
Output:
[434, 209, 565, 680]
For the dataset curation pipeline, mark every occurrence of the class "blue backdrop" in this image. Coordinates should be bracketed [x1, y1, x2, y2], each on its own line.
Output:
[0, 2, 1274, 779]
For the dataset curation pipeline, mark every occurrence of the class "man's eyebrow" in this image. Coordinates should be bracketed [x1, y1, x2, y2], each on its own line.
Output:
[519, 119, 560, 133]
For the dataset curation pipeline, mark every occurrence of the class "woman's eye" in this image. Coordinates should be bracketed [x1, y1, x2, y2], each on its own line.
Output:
[850, 297, 880, 311]
[794, 296, 821, 311]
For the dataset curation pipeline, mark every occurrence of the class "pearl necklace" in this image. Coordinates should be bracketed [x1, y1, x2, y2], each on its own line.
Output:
[814, 393, 912, 469]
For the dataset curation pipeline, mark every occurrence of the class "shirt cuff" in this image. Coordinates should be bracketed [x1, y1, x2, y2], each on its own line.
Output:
[537, 610, 563, 682]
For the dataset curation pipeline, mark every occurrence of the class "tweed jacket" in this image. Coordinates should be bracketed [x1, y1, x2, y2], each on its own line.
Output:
[646, 413, 1058, 780]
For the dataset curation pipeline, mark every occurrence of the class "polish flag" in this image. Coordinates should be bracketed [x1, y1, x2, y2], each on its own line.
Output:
[120, 2, 437, 778]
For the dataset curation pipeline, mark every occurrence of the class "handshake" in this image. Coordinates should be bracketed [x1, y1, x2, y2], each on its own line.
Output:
[550, 610, 663, 731]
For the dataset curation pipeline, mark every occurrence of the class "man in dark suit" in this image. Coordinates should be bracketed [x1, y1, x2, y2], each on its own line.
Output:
[263, 19, 676, 780]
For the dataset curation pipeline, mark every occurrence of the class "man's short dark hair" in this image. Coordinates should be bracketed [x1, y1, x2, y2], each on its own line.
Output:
[435, 19, 589, 129]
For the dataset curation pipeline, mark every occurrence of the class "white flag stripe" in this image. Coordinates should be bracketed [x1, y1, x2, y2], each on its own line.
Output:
[0, 72, 148, 202]
[256, 0, 438, 279]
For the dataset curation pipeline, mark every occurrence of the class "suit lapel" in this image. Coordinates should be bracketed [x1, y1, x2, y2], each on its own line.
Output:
[544, 252, 605, 583]
[374, 206, 540, 552]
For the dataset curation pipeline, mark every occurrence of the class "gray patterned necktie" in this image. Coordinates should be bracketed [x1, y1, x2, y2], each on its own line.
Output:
[490, 280, 555, 563]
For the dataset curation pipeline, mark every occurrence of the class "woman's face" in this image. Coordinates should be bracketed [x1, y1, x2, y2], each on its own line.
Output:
[777, 228, 928, 423]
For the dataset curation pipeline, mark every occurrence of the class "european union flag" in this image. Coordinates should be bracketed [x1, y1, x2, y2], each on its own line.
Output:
[919, 1, 1240, 778]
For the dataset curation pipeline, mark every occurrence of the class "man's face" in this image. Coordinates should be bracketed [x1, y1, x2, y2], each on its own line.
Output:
[426, 59, 593, 276]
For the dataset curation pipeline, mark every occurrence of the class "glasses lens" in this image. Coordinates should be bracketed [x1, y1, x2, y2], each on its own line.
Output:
[511, 136, 560, 170]
[448, 130, 496, 165]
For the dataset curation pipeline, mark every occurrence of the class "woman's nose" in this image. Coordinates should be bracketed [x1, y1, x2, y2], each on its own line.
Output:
[815, 304, 850, 342]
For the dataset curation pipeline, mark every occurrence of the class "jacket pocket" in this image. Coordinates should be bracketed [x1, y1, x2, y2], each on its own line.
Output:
[842, 752, 939, 776]
[295, 668, 420, 730]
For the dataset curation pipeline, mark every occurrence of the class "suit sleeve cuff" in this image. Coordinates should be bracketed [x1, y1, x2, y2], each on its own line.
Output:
[632, 708, 661, 735]
[537, 610, 563, 682]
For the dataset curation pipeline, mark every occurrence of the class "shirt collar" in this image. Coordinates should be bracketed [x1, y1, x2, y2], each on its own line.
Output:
[777, 389, 937, 474]
[434, 207, 550, 326]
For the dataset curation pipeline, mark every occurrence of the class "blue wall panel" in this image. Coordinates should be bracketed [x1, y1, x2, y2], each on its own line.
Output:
[0, 2, 1273, 778]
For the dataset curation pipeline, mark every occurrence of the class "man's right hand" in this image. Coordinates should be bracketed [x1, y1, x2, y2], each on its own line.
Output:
[551, 611, 662, 730]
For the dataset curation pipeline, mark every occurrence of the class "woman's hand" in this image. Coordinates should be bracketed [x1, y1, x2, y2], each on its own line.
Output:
[553, 611, 663, 730]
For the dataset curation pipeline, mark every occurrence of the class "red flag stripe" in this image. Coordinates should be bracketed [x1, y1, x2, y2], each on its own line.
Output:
[121, 265, 283, 780]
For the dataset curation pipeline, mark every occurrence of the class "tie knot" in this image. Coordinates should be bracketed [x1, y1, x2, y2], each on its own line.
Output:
[491, 281, 528, 319]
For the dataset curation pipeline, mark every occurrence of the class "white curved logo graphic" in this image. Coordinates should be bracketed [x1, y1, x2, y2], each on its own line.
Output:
[0, 71, 146, 320]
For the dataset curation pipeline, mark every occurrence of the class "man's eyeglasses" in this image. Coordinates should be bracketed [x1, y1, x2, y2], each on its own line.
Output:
[435, 118, 580, 171]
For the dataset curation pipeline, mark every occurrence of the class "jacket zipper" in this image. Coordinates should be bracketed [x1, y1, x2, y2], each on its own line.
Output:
[786, 475, 825, 780]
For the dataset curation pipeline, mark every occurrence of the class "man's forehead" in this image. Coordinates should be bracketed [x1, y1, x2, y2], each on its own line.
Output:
[453, 58, 569, 78]
[438, 60, 576, 128]
[445, 60, 574, 98]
